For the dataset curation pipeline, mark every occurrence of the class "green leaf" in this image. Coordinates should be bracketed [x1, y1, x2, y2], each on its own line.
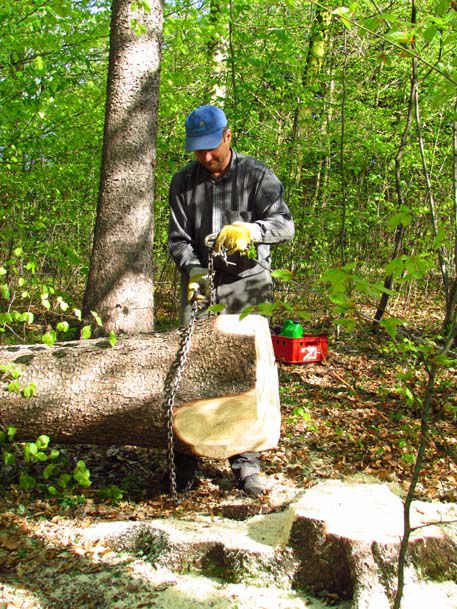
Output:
[81, 325, 92, 340]
[56, 321, 69, 333]
[256, 302, 276, 316]
[36, 435, 50, 449]
[329, 293, 350, 306]
[19, 473, 36, 490]
[239, 305, 255, 321]
[20, 312, 34, 324]
[405, 387, 414, 401]
[22, 383, 36, 398]
[2, 284, 11, 300]
[387, 206, 412, 230]
[0, 312, 13, 324]
[332, 6, 352, 28]
[0, 267, 6, 276]
[384, 256, 405, 277]
[29, 443, 38, 455]
[73, 460, 91, 487]
[13, 247, 23, 257]
[42, 330, 57, 347]
[57, 473, 72, 489]
[432, 229, 447, 250]
[47, 486, 58, 496]
[7, 426, 16, 441]
[43, 464, 58, 479]
[271, 269, 294, 281]
[108, 331, 117, 347]
[333, 318, 355, 332]
[423, 25, 438, 43]
[99, 484, 124, 501]
[73, 308, 82, 321]
[387, 30, 414, 45]
[432, 354, 457, 367]
[380, 317, 404, 340]
[41, 296, 51, 310]
[207, 304, 225, 314]
[8, 381, 21, 394]
[295, 310, 311, 321]
[57, 297, 69, 312]
[33, 56, 45, 71]
[90, 311, 103, 327]
[3, 452, 16, 466]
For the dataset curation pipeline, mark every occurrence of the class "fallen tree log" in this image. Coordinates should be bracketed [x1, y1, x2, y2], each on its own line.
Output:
[0, 315, 280, 459]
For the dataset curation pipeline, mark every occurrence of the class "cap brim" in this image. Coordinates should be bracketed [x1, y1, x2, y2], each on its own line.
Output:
[185, 129, 224, 152]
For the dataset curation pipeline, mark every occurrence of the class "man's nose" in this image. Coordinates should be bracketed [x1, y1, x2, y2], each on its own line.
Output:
[203, 151, 213, 163]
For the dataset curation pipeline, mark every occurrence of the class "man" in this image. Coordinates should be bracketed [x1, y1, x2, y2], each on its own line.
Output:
[168, 105, 294, 496]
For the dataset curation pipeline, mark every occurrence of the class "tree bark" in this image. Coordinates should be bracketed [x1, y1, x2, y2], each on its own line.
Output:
[207, 0, 229, 104]
[0, 315, 280, 460]
[373, 28, 417, 329]
[83, 0, 163, 334]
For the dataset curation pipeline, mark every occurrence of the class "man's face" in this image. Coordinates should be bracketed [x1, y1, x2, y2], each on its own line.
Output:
[194, 129, 232, 176]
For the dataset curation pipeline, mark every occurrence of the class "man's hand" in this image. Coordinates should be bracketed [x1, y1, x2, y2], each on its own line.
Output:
[187, 266, 209, 302]
[214, 222, 257, 255]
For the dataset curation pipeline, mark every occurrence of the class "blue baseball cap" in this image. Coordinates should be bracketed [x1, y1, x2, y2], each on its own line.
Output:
[185, 105, 227, 152]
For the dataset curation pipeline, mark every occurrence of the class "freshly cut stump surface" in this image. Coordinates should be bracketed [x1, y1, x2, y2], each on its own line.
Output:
[74, 480, 457, 609]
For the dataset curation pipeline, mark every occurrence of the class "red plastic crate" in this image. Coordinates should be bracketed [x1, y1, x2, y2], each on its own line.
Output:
[272, 334, 328, 364]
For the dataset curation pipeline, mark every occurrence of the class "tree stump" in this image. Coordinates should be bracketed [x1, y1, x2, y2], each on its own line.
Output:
[285, 480, 457, 608]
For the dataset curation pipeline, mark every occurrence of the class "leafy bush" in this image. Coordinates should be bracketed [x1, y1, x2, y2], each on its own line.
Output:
[0, 425, 92, 497]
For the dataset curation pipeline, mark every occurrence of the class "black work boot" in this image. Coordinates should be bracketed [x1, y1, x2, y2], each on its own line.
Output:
[230, 452, 266, 497]
[161, 452, 199, 493]
[239, 473, 266, 497]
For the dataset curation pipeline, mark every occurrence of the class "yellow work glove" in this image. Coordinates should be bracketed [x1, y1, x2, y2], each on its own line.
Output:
[187, 266, 209, 303]
[214, 222, 257, 255]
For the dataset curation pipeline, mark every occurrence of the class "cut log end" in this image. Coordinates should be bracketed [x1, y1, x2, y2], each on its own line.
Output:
[174, 315, 280, 459]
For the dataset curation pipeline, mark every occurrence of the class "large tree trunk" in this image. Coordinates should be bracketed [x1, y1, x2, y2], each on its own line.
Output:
[0, 315, 280, 460]
[83, 0, 163, 334]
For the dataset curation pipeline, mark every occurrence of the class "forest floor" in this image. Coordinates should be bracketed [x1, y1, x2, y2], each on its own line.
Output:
[0, 295, 456, 608]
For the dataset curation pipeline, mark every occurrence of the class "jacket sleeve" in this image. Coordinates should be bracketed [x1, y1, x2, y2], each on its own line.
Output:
[251, 167, 295, 244]
[168, 173, 202, 273]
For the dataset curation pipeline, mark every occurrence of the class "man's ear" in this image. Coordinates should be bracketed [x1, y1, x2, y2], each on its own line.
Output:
[225, 128, 232, 143]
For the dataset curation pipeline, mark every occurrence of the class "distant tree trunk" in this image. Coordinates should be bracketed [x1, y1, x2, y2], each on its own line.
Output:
[296, 6, 331, 172]
[373, 9, 417, 330]
[207, 0, 229, 104]
[443, 98, 457, 335]
[339, 28, 348, 267]
[83, 0, 163, 334]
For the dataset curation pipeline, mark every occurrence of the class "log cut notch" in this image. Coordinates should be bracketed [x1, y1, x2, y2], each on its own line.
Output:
[0, 315, 280, 459]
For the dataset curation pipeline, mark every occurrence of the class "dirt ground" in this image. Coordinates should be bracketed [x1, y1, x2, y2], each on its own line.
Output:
[0, 298, 456, 608]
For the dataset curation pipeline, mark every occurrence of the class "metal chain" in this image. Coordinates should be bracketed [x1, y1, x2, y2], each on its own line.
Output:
[163, 299, 198, 503]
[207, 249, 216, 309]
[163, 249, 217, 503]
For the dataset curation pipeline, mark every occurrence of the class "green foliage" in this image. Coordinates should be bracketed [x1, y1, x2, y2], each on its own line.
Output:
[288, 406, 318, 432]
[0, 425, 92, 498]
[98, 484, 124, 501]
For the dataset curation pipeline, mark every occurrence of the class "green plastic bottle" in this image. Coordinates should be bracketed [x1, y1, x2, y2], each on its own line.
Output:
[279, 320, 304, 338]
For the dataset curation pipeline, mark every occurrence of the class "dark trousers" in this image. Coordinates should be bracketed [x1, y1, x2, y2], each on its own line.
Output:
[174, 450, 261, 481]
[229, 452, 261, 479]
